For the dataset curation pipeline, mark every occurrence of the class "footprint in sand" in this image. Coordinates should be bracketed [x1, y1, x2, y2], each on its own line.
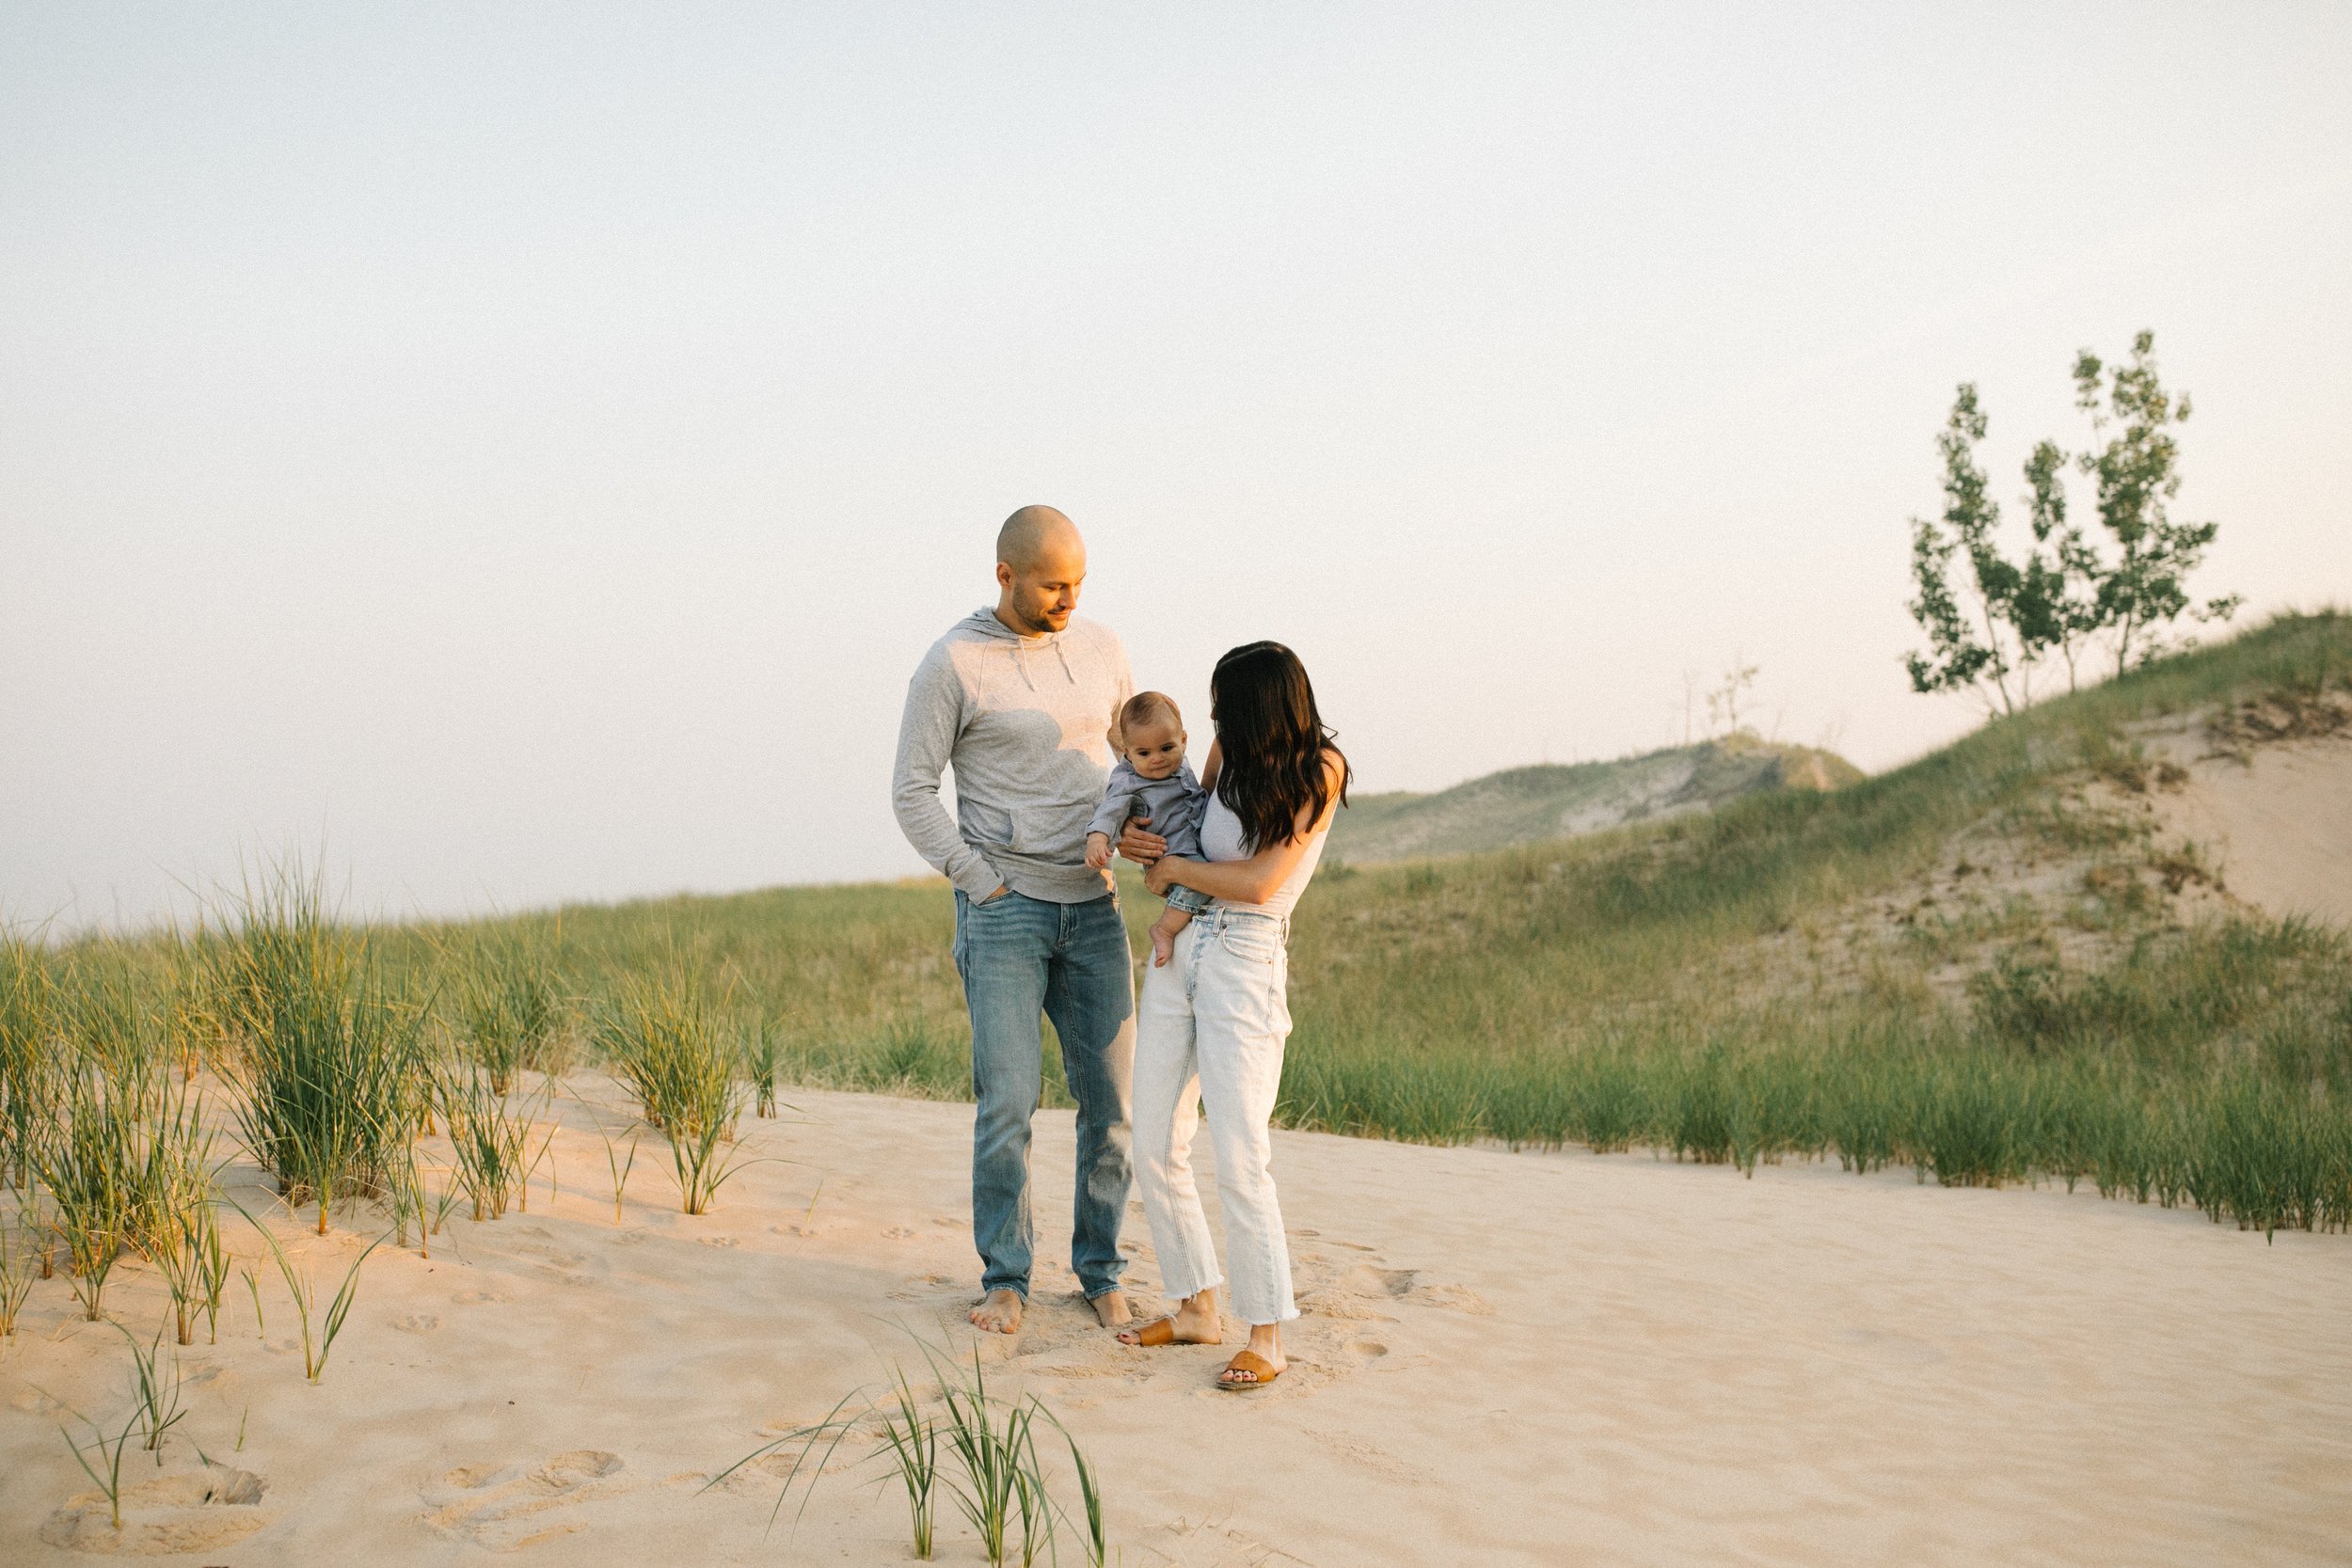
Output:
[885, 1273, 961, 1304]
[424, 1450, 628, 1552]
[503, 1240, 594, 1275]
[1328, 1264, 1492, 1316]
[1322, 1434, 1420, 1483]
[1409, 1282, 1491, 1315]
[1137, 1514, 1318, 1567]
[1292, 1291, 1395, 1324]
[41, 1467, 272, 1554]
[697, 1235, 740, 1248]
[882, 1226, 916, 1240]
[393, 1313, 442, 1334]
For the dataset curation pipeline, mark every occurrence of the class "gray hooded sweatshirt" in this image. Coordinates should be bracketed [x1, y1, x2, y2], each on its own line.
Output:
[892, 608, 1134, 904]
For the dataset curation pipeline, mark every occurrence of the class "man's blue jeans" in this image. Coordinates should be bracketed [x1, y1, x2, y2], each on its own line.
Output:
[952, 887, 1135, 1302]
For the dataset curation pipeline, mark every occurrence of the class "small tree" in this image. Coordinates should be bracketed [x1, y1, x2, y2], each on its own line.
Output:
[2019, 436, 2104, 691]
[2072, 331, 2240, 675]
[1903, 385, 2064, 715]
[1904, 330, 2236, 710]
[1705, 654, 1759, 737]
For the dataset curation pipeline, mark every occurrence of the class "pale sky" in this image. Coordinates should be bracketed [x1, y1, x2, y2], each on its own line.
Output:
[6, 3, 2349, 930]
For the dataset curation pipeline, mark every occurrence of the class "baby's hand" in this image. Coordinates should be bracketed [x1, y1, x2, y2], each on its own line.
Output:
[1085, 832, 1112, 871]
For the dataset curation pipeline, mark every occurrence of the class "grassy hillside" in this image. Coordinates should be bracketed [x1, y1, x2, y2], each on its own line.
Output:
[11, 613, 2351, 1240]
[411, 611, 2351, 1232]
[1330, 734, 1864, 863]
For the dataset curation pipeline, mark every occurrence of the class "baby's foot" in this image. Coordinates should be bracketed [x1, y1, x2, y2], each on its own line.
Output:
[1150, 923, 1177, 968]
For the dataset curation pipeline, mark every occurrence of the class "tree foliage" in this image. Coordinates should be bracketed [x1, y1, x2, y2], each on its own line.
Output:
[1905, 330, 2236, 713]
[2072, 331, 2242, 676]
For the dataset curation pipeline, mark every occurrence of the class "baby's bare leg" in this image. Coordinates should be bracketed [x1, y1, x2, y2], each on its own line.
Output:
[1149, 906, 1194, 968]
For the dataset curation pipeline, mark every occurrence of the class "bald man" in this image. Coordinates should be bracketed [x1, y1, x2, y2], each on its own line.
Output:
[892, 506, 1152, 1335]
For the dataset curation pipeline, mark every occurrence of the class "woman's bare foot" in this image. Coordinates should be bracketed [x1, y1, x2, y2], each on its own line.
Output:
[1116, 1290, 1222, 1346]
[969, 1288, 1024, 1335]
[1089, 1289, 1133, 1328]
[1218, 1324, 1285, 1386]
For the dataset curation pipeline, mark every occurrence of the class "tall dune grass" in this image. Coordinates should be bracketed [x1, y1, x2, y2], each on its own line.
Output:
[447, 929, 567, 1093]
[1, 935, 61, 1189]
[199, 870, 427, 1233]
[595, 969, 761, 1212]
[437, 1059, 548, 1223]
[31, 1064, 139, 1320]
[10, 955, 221, 1322]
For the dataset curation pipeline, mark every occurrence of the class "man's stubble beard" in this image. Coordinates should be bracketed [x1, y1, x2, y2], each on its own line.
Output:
[1014, 601, 1071, 635]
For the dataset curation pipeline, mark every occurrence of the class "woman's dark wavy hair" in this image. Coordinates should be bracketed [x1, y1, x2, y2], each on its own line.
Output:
[1211, 641, 1350, 851]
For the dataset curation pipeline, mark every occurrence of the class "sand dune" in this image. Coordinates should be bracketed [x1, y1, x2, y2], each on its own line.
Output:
[2157, 732, 2352, 930]
[1328, 736, 1863, 866]
[5, 1082, 2348, 1566]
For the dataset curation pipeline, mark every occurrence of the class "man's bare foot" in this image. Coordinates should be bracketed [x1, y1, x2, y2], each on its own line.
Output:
[1116, 1292, 1221, 1346]
[968, 1288, 1024, 1335]
[1089, 1290, 1132, 1328]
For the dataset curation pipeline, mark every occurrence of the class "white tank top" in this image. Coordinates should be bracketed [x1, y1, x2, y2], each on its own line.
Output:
[1198, 789, 1329, 920]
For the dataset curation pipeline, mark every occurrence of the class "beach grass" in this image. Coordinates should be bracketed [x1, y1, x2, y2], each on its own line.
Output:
[436, 1059, 548, 1223]
[198, 869, 428, 1232]
[0, 1207, 36, 1335]
[877, 1364, 941, 1560]
[445, 928, 567, 1094]
[594, 967, 765, 1212]
[708, 1347, 1089, 1564]
[233, 1201, 385, 1384]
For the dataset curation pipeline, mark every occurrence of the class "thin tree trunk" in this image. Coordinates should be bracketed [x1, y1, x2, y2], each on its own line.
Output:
[1975, 593, 2016, 715]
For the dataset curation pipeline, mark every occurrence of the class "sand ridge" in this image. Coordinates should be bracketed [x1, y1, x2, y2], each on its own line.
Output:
[2154, 729, 2352, 930]
[3, 1081, 2348, 1565]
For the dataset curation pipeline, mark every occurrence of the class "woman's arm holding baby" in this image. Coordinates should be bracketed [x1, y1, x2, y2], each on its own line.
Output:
[1143, 752, 1343, 906]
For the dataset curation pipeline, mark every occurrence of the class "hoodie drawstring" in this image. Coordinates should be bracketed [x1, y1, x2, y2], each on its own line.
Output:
[1009, 637, 1075, 691]
[975, 608, 1074, 691]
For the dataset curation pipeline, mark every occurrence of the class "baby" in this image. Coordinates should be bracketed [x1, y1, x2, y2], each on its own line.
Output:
[1086, 690, 1214, 967]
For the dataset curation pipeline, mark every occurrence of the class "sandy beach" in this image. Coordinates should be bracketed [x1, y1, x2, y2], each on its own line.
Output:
[4, 1079, 2347, 1566]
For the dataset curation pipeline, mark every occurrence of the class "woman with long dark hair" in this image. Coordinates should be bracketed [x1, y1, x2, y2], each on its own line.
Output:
[1116, 641, 1349, 1389]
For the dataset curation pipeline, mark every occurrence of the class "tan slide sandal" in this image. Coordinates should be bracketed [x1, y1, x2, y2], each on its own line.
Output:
[1121, 1317, 1181, 1347]
[1216, 1351, 1282, 1390]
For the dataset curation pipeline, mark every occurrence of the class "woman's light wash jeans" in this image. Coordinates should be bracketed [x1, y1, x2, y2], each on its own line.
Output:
[1131, 905, 1299, 1326]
